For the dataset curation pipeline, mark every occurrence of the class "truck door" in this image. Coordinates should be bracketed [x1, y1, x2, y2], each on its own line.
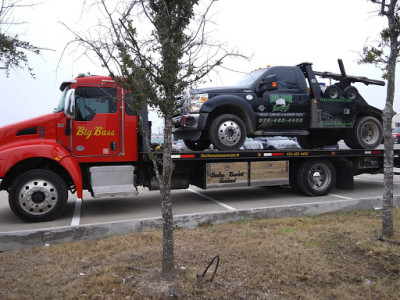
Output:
[255, 67, 309, 130]
[71, 85, 121, 157]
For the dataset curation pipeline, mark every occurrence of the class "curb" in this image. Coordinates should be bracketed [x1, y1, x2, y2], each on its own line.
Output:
[0, 196, 396, 251]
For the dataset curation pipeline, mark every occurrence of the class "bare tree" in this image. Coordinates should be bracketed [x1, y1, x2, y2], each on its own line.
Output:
[360, 0, 400, 237]
[0, 0, 42, 77]
[64, 0, 244, 276]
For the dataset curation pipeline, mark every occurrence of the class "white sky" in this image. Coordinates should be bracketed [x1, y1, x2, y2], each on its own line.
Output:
[0, 0, 394, 130]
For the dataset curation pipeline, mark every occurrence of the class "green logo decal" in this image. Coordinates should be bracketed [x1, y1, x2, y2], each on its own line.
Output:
[270, 95, 293, 112]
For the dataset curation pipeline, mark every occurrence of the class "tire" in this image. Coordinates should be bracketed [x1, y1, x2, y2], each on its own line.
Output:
[183, 136, 211, 151]
[324, 85, 343, 99]
[297, 136, 314, 149]
[297, 135, 325, 149]
[295, 159, 336, 196]
[209, 114, 246, 151]
[9, 170, 68, 222]
[343, 86, 358, 100]
[344, 133, 358, 149]
[346, 116, 383, 149]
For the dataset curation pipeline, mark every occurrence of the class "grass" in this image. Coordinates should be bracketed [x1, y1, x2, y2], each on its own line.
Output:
[1, 209, 400, 299]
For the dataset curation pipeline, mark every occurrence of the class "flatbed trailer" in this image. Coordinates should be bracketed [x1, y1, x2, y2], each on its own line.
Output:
[142, 148, 400, 198]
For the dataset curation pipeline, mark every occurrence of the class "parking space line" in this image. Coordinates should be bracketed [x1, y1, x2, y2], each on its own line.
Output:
[71, 198, 82, 226]
[355, 177, 400, 185]
[355, 178, 384, 183]
[188, 188, 236, 211]
[330, 194, 353, 200]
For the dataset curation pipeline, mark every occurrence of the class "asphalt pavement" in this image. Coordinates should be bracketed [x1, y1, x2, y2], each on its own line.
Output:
[1, 172, 399, 251]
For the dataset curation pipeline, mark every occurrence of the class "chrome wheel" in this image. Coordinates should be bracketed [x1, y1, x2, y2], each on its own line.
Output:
[18, 179, 59, 215]
[307, 163, 332, 192]
[209, 114, 246, 151]
[9, 170, 68, 222]
[295, 158, 336, 196]
[217, 120, 242, 147]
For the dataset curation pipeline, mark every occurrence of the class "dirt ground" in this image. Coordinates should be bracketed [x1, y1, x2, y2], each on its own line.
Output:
[1, 209, 400, 299]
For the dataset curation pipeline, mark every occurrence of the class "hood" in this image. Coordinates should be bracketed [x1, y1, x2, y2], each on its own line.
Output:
[191, 86, 254, 95]
[0, 113, 61, 149]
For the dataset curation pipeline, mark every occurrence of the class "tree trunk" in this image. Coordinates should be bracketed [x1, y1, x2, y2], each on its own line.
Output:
[160, 112, 175, 276]
[382, 105, 395, 237]
[382, 0, 398, 238]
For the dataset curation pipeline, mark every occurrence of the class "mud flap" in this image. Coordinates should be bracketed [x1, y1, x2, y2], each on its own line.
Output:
[335, 160, 354, 190]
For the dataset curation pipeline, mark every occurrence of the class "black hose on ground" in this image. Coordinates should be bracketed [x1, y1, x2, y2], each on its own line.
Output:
[377, 236, 400, 246]
[197, 255, 220, 283]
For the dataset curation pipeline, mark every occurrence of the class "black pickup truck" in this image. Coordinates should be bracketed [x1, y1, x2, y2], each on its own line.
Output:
[173, 59, 385, 151]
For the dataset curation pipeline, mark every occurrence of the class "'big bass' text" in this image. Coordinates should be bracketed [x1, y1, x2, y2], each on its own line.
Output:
[76, 126, 115, 139]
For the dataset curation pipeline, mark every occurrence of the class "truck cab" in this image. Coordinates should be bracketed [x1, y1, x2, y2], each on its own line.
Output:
[56, 74, 139, 161]
[0, 74, 144, 222]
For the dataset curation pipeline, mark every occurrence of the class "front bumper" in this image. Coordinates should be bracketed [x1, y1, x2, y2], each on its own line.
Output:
[172, 113, 208, 140]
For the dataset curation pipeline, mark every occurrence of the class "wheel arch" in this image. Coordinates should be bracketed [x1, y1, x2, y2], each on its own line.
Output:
[354, 108, 383, 124]
[201, 96, 256, 134]
[1, 157, 75, 194]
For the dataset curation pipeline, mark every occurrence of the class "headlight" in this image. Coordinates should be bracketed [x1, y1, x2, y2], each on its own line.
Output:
[189, 93, 208, 112]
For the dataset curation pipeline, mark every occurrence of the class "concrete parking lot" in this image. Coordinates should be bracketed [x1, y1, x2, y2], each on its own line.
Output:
[1, 173, 400, 251]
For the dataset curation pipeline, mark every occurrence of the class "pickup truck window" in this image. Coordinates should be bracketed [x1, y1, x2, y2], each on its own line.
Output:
[75, 87, 117, 121]
[269, 68, 301, 91]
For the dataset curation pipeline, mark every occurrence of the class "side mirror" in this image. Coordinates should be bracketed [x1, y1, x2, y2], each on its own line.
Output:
[256, 75, 278, 93]
[64, 89, 76, 119]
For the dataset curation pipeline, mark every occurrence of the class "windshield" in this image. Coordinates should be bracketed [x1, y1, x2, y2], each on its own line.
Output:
[54, 85, 71, 113]
[234, 68, 267, 87]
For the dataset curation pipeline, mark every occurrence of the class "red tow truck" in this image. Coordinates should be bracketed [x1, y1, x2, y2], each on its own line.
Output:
[0, 73, 397, 222]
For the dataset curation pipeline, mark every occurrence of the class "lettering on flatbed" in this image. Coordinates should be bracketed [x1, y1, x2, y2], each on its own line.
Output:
[206, 162, 248, 188]
[286, 152, 309, 156]
[201, 153, 240, 158]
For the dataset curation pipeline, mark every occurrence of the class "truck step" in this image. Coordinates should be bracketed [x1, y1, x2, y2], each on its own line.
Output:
[89, 165, 137, 198]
